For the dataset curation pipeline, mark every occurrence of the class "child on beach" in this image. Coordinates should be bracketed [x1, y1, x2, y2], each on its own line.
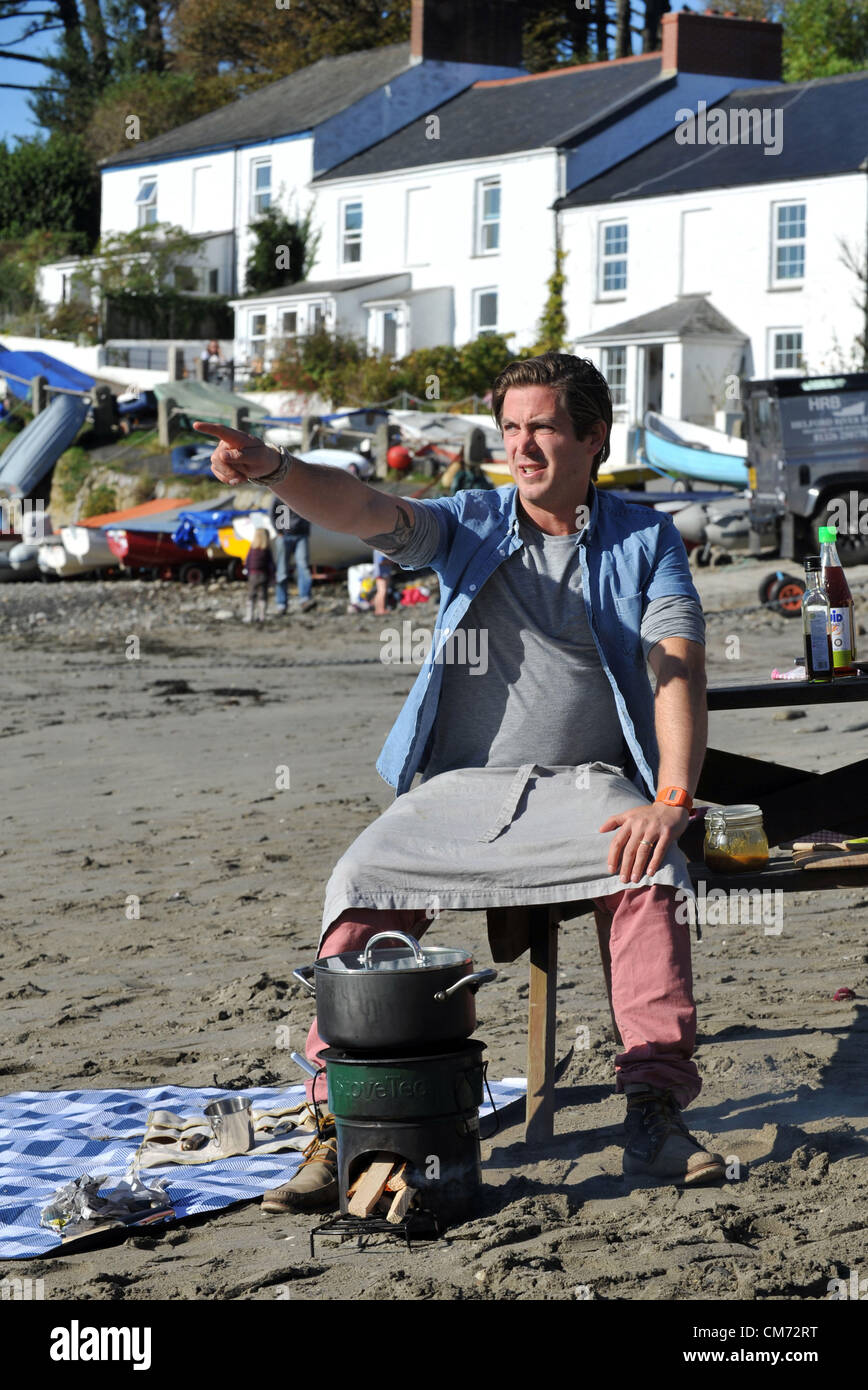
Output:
[243, 528, 275, 623]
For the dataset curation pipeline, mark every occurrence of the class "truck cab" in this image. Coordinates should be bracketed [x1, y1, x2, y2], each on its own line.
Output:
[744, 372, 868, 567]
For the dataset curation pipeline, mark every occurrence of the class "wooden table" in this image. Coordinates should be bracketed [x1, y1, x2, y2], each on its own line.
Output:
[689, 673, 868, 851]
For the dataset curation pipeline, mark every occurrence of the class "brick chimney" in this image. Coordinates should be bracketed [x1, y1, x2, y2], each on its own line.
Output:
[661, 9, 782, 81]
[410, 0, 524, 68]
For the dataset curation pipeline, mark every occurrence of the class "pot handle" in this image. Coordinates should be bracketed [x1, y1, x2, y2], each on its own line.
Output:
[434, 968, 498, 1002]
[361, 931, 425, 970]
[292, 965, 317, 997]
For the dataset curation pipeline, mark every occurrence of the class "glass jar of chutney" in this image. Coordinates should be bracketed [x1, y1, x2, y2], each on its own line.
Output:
[703, 805, 769, 873]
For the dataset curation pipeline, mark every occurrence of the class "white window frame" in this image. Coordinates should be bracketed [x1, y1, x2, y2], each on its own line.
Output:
[251, 160, 272, 219]
[341, 201, 363, 264]
[602, 346, 628, 406]
[771, 201, 806, 286]
[599, 221, 628, 297]
[770, 328, 804, 375]
[136, 177, 157, 228]
[474, 287, 499, 336]
[475, 177, 501, 256]
[309, 301, 326, 333]
[281, 309, 299, 338]
[249, 311, 268, 363]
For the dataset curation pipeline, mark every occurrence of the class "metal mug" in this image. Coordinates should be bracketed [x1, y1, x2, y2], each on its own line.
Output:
[204, 1096, 253, 1156]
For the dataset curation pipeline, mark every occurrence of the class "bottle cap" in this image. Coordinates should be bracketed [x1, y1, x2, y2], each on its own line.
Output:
[817, 526, 837, 543]
[804, 556, 821, 571]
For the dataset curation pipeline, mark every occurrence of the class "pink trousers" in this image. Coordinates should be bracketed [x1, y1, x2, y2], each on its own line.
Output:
[303, 884, 700, 1110]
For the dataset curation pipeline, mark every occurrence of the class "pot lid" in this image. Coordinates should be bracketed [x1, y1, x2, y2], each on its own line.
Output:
[318, 945, 472, 973]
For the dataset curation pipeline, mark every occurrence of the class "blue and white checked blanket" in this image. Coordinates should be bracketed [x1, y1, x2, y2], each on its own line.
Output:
[0, 1079, 527, 1260]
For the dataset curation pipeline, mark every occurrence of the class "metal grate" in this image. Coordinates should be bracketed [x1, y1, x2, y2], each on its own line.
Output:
[310, 1207, 441, 1257]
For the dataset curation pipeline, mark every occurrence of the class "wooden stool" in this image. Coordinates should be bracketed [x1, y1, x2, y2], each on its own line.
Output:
[486, 901, 620, 1144]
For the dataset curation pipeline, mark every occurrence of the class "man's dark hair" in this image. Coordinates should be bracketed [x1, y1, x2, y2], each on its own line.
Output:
[491, 351, 613, 480]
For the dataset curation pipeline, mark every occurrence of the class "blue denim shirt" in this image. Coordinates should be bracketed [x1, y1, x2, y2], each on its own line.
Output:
[376, 482, 702, 798]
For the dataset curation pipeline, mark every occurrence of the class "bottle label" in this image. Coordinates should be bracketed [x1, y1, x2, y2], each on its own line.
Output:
[830, 606, 853, 665]
[808, 613, 831, 670]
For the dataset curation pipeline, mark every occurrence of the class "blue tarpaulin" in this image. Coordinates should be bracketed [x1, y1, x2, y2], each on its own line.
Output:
[0, 347, 94, 401]
[171, 509, 248, 549]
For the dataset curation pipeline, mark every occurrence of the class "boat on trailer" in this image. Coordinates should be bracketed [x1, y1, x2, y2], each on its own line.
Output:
[642, 411, 748, 488]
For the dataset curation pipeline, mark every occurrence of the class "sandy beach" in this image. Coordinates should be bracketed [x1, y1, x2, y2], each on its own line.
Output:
[2, 558, 867, 1302]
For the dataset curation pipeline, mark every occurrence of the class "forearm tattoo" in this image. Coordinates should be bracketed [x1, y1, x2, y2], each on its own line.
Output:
[362, 501, 416, 554]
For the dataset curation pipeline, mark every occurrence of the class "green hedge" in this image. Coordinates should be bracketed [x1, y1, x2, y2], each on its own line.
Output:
[104, 292, 234, 340]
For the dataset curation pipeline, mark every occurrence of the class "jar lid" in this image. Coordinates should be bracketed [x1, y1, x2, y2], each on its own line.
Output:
[720, 803, 764, 824]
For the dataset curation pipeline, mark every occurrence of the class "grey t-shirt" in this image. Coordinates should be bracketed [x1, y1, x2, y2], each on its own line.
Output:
[385, 496, 705, 776]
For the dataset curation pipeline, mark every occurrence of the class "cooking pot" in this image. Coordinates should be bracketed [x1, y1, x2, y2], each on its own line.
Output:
[293, 931, 497, 1051]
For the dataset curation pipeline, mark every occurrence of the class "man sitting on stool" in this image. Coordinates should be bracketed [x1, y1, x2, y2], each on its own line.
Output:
[194, 352, 724, 1213]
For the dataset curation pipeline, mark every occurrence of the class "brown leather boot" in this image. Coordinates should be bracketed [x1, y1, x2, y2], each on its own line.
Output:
[261, 1124, 339, 1213]
[623, 1085, 726, 1185]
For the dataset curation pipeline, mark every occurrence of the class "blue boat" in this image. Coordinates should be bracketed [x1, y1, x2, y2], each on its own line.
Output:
[0, 394, 89, 498]
[642, 411, 748, 489]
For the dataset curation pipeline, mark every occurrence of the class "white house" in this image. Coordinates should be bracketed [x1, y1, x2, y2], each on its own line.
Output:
[234, 10, 785, 369]
[39, 0, 528, 322]
[558, 70, 868, 432]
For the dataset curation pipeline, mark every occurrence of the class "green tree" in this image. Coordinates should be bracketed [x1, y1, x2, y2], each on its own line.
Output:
[532, 248, 568, 353]
[521, 4, 593, 71]
[781, 0, 868, 80]
[728, 0, 868, 80]
[85, 70, 217, 163]
[245, 203, 321, 294]
[0, 227, 80, 320]
[78, 223, 205, 298]
[455, 334, 518, 398]
[0, 135, 99, 245]
[171, 0, 412, 98]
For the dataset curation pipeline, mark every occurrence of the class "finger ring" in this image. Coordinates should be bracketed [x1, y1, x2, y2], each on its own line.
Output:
[640, 839, 656, 849]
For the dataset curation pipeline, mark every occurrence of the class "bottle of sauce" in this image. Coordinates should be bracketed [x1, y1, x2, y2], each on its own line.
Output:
[818, 525, 857, 676]
[802, 556, 834, 682]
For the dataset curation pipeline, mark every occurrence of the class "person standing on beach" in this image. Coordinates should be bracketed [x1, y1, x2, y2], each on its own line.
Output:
[269, 490, 314, 614]
[243, 527, 274, 623]
[193, 351, 724, 1214]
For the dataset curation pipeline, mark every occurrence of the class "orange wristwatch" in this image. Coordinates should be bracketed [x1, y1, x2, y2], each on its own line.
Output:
[656, 786, 693, 811]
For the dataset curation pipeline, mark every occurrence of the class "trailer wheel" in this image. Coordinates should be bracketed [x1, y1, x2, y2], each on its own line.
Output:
[760, 572, 804, 615]
[758, 572, 784, 605]
[178, 561, 207, 585]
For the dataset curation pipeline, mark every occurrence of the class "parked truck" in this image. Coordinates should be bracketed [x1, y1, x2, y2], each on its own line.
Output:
[744, 371, 868, 568]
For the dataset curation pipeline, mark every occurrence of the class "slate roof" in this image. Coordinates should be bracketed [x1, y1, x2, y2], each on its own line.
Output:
[231, 274, 402, 303]
[314, 54, 663, 179]
[578, 297, 747, 342]
[102, 43, 413, 167]
[559, 69, 868, 207]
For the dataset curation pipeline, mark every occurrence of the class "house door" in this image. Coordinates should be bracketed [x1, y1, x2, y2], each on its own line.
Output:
[643, 345, 664, 415]
[382, 310, 398, 357]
